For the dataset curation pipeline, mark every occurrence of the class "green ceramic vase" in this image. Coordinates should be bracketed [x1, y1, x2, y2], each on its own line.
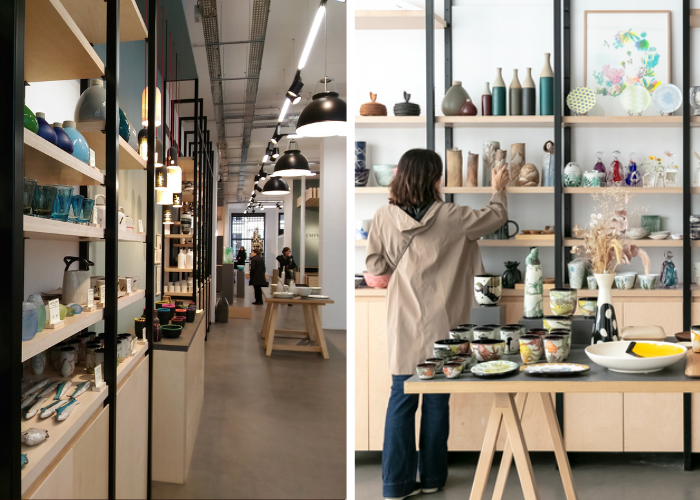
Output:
[24, 105, 39, 133]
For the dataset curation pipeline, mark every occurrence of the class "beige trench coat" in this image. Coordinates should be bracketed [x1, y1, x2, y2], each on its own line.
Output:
[366, 192, 508, 375]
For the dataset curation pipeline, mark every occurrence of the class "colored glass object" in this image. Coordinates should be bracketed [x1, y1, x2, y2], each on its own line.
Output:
[51, 186, 73, 221]
[35, 112, 57, 145]
[27, 294, 45, 333]
[62, 121, 90, 164]
[69, 194, 84, 223]
[32, 185, 57, 218]
[660, 251, 678, 288]
[625, 153, 641, 187]
[23, 178, 37, 214]
[24, 105, 39, 133]
[594, 151, 606, 186]
[22, 301, 38, 341]
[80, 198, 95, 224]
[119, 108, 131, 143]
[608, 150, 623, 185]
[52, 123, 74, 154]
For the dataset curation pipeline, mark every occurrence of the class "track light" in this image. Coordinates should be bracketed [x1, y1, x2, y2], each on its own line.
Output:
[296, 90, 347, 137]
[254, 175, 260, 184]
[298, 2, 326, 70]
[255, 185, 263, 192]
[286, 74, 304, 104]
[272, 147, 280, 159]
[259, 168, 268, 180]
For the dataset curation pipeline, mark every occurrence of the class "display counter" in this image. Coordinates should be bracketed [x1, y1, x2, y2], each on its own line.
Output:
[355, 288, 700, 453]
[152, 312, 205, 484]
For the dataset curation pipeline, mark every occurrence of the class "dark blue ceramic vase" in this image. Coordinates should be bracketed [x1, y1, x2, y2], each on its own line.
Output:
[35, 112, 57, 145]
[53, 123, 74, 154]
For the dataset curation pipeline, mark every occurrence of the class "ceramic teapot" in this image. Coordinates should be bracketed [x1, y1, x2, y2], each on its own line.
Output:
[93, 194, 106, 228]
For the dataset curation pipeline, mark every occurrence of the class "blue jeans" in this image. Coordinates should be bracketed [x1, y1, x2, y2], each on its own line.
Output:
[382, 375, 450, 498]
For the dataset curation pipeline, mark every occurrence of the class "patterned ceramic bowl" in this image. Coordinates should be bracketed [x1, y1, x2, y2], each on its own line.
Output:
[443, 362, 463, 379]
[578, 298, 597, 317]
[543, 316, 572, 332]
[425, 358, 444, 372]
[549, 289, 577, 317]
[416, 363, 436, 380]
[639, 274, 659, 290]
[372, 164, 396, 187]
[434, 339, 471, 356]
[615, 272, 637, 290]
[471, 339, 505, 362]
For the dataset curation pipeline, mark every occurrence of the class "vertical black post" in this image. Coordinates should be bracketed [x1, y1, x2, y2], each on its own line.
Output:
[443, 0, 452, 170]
[146, 0, 157, 495]
[105, 1, 120, 498]
[0, 1, 24, 497]
[425, 0, 435, 151]
[553, 0, 563, 288]
[683, 0, 692, 472]
[563, 0, 572, 277]
[193, 79, 199, 305]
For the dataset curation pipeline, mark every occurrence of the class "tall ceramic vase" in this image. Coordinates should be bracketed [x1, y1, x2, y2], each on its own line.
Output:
[592, 273, 619, 344]
[492, 68, 506, 116]
[540, 53, 554, 116]
[523, 247, 543, 318]
[482, 141, 500, 187]
[522, 68, 536, 116]
[481, 82, 492, 116]
[509, 69, 522, 116]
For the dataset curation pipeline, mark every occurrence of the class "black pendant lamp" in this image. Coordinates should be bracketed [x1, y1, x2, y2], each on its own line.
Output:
[262, 176, 290, 195]
[296, 90, 347, 137]
[271, 140, 315, 177]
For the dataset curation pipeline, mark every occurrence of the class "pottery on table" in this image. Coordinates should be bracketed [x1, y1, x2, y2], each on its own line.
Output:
[585, 341, 686, 373]
[549, 329, 571, 359]
[172, 316, 186, 327]
[452, 356, 471, 371]
[523, 247, 543, 319]
[363, 272, 390, 288]
[540, 53, 554, 116]
[416, 363, 436, 380]
[545, 335, 567, 363]
[434, 339, 471, 356]
[58, 347, 77, 377]
[593, 273, 619, 343]
[639, 274, 660, 290]
[471, 339, 505, 362]
[543, 315, 572, 332]
[522, 67, 536, 116]
[472, 327, 495, 341]
[22, 301, 38, 341]
[425, 357, 445, 372]
[296, 286, 312, 298]
[692, 326, 700, 353]
[449, 325, 474, 341]
[157, 307, 171, 325]
[186, 307, 196, 322]
[519, 335, 543, 364]
[499, 326, 521, 354]
[372, 164, 396, 187]
[52, 122, 74, 154]
[615, 272, 637, 290]
[442, 81, 469, 116]
[75, 78, 107, 122]
[563, 162, 582, 187]
[162, 325, 183, 339]
[492, 68, 506, 116]
[62, 120, 90, 164]
[35, 112, 57, 145]
[550, 288, 577, 316]
[474, 275, 502, 305]
[578, 298, 597, 317]
[443, 362, 463, 379]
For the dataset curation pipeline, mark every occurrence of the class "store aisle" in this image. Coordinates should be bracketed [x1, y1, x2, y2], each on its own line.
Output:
[153, 290, 346, 499]
[356, 451, 697, 499]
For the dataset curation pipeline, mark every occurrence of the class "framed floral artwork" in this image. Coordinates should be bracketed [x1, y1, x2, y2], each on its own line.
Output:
[585, 10, 671, 113]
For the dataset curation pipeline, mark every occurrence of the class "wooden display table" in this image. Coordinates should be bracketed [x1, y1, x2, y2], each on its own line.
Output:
[405, 347, 700, 500]
[261, 292, 334, 359]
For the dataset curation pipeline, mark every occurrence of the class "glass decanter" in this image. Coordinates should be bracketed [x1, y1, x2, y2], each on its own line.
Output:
[607, 150, 624, 186]
[594, 151, 607, 187]
[660, 250, 678, 288]
[625, 152, 640, 187]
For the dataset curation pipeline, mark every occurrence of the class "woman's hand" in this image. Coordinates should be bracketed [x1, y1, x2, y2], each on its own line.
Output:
[492, 165, 510, 193]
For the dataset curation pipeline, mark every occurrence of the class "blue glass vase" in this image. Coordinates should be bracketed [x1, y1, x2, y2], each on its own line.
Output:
[53, 123, 74, 154]
[22, 301, 38, 341]
[51, 186, 74, 221]
[35, 112, 57, 145]
[27, 294, 45, 333]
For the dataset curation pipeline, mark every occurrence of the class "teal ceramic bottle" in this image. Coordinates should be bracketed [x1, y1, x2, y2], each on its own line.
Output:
[540, 53, 554, 116]
[492, 68, 506, 116]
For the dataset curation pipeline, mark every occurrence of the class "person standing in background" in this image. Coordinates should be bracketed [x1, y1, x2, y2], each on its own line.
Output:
[277, 247, 297, 284]
[236, 246, 247, 268]
[249, 249, 266, 305]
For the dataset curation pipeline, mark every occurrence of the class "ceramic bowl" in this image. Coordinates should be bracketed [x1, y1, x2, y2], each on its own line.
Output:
[311, 287, 322, 295]
[472, 327, 496, 341]
[672, 233, 683, 240]
[542, 316, 571, 332]
[549, 288, 577, 317]
[626, 227, 649, 239]
[443, 362, 463, 379]
[372, 164, 396, 187]
[585, 341, 686, 373]
[639, 274, 660, 290]
[296, 286, 312, 298]
[471, 339, 505, 362]
[416, 363, 436, 380]
[578, 298, 597, 317]
[432, 347, 454, 360]
[363, 272, 390, 288]
[425, 358, 444, 372]
[161, 325, 183, 339]
[615, 272, 637, 290]
[452, 355, 471, 371]
[434, 339, 471, 356]
[474, 275, 502, 306]
[449, 325, 474, 341]
[171, 316, 186, 327]
[649, 231, 670, 240]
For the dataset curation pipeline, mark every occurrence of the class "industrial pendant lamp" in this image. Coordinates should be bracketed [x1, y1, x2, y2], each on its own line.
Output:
[155, 164, 168, 191]
[262, 176, 290, 195]
[141, 87, 162, 127]
[157, 187, 173, 205]
[172, 192, 183, 208]
[271, 140, 315, 177]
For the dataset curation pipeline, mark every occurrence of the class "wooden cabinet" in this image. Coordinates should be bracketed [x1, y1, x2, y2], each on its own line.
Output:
[564, 394, 623, 452]
[624, 393, 683, 452]
[355, 301, 369, 450]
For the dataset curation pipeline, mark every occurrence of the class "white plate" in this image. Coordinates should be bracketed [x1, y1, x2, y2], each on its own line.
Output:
[585, 340, 687, 373]
[272, 292, 294, 298]
[652, 83, 683, 114]
[309, 295, 330, 300]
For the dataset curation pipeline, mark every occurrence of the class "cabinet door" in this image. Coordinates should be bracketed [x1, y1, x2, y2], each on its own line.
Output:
[356, 300, 370, 451]
[27, 449, 74, 500]
[623, 300, 682, 336]
[368, 300, 390, 450]
[72, 405, 109, 499]
[564, 393, 623, 451]
[624, 393, 682, 452]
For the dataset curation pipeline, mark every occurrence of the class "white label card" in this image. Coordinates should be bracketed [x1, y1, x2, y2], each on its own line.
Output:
[138, 220, 144, 234]
[100, 285, 105, 305]
[48, 299, 60, 324]
[94, 364, 103, 386]
[87, 289, 94, 308]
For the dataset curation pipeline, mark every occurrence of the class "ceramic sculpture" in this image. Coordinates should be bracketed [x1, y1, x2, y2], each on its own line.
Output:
[394, 92, 421, 116]
[523, 247, 543, 318]
[522, 68, 536, 116]
[360, 92, 387, 116]
[540, 53, 554, 115]
[492, 68, 506, 116]
[446, 148, 463, 187]
[542, 141, 555, 187]
[502, 261, 522, 289]
[519, 163, 539, 186]
[509, 143, 525, 186]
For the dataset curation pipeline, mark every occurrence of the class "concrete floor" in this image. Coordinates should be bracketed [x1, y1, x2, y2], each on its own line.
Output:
[356, 451, 700, 499]
[153, 289, 347, 499]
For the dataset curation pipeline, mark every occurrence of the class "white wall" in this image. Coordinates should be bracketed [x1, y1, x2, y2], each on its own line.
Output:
[320, 137, 347, 330]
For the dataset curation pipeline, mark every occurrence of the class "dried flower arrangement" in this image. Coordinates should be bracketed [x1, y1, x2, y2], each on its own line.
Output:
[571, 186, 649, 275]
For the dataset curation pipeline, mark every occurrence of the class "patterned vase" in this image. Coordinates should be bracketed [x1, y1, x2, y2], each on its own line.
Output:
[563, 162, 582, 187]
[355, 141, 369, 187]
[592, 273, 619, 343]
[482, 141, 500, 187]
[567, 259, 586, 289]
[523, 247, 543, 318]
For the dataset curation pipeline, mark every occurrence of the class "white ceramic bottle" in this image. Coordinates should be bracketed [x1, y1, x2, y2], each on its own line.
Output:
[178, 248, 186, 269]
[186, 248, 194, 268]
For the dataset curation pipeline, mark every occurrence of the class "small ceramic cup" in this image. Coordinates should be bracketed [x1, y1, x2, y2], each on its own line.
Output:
[499, 326, 521, 354]
[549, 288, 577, 317]
[434, 339, 471, 356]
[520, 335, 543, 364]
[545, 335, 567, 363]
[416, 363, 436, 380]
[116, 340, 123, 365]
[483, 324, 501, 339]
[443, 362, 463, 379]
[549, 329, 572, 360]
[692, 325, 700, 353]
[542, 316, 572, 332]
[506, 324, 527, 338]
[639, 274, 660, 290]
[449, 325, 474, 341]
[472, 327, 494, 341]
[615, 272, 637, 290]
[425, 358, 444, 372]
[452, 356, 471, 371]
[58, 346, 77, 378]
[578, 298, 597, 317]
[433, 347, 454, 360]
[30, 351, 46, 375]
[528, 328, 549, 346]
[471, 339, 505, 362]
[85, 342, 101, 373]
[587, 275, 598, 289]
[94, 348, 105, 374]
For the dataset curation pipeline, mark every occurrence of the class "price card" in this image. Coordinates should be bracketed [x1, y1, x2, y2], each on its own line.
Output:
[127, 278, 132, 293]
[100, 285, 105, 306]
[138, 219, 144, 234]
[87, 288, 94, 308]
[94, 364, 103, 386]
[48, 299, 60, 324]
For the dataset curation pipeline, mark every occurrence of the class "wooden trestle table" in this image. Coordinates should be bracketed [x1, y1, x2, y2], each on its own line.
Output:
[404, 346, 700, 500]
[261, 291, 334, 358]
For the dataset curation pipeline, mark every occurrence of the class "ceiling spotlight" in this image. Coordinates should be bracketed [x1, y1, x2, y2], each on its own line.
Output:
[250, 209, 255, 214]
[254, 185, 263, 192]
[262, 154, 270, 163]
[272, 147, 280, 159]
[276, 202, 283, 209]
[262, 176, 290, 195]
[259, 168, 268, 180]
[286, 74, 304, 104]
[254, 175, 260, 184]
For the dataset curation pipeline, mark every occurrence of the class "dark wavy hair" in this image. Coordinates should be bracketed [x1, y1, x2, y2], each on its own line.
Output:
[389, 149, 443, 207]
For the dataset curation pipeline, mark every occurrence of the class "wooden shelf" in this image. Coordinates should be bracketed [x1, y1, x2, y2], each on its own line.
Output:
[117, 231, 146, 243]
[577, 286, 684, 298]
[164, 233, 192, 239]
[25, 0, 104, 82]
[173, 243, 193, 248]
[355, 239, 368, 247]
[563, 116, 682, 127]
[356, 187, 390, 194]
[166, 291, 193, 297]
[61, 0, 147, 44]
[478, 238, 554, 247]
[297, 197, 320, 208]
[563, 187, 683, 194]
[117, 339, 148, 388]
[437, 116, 554, 128]
[76, 122, 147, 171]
[23, 216, 104, 241]
[445, 186, 554, 194]
[355, 10, 446, 30]
[355, 116, 426, 128]
[24, 130, 104, 186]
[164, 267, 193, 273]
[564, 238, 683, 247]
[21, 291, 145, 362]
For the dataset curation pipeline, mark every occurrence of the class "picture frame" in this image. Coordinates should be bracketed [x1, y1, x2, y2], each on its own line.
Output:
[584, 10, 671, 113]
[154, 247, 161, 264]
[155, 265, 162, 296]
[156, 233, 162, 249]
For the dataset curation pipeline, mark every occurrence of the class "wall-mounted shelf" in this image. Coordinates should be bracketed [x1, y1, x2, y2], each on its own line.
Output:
[166, 291, 193, 297]
[478, 238, 554, 247]
[577, 286, 685, 298]
[355, 10, 446, 30]
[23, 216, 104, 241]
[563, 187, 683, 194]
[355, 116, 426, 128]
[24, 130, 104, 186]
[61, 0, 147, 44]
[355, 239, 368, 247]
[173, 243, 193, 248]
[24, 0, 104, 82]
[164, 267, 193, 273]
[563, 116, 682, 127]
[117, 231, 146, 243]
[356, 187, 390, 194]
[437, 116, 554, 128]
[164, 234, 192, 239]
[564, 238, 683, 248]
[76, 122, 147, 171]
[446, 186, 554, 194]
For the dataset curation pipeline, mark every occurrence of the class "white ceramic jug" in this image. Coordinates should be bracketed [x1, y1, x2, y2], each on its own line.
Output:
[178, 249, 186, 269]
[186, 248, 194, 268]
[93, 194, 106, 228]
[288, 280, 297, 296]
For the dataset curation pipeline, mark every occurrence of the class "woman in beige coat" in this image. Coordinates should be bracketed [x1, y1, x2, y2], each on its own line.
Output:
[366, 149, 509, 500]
